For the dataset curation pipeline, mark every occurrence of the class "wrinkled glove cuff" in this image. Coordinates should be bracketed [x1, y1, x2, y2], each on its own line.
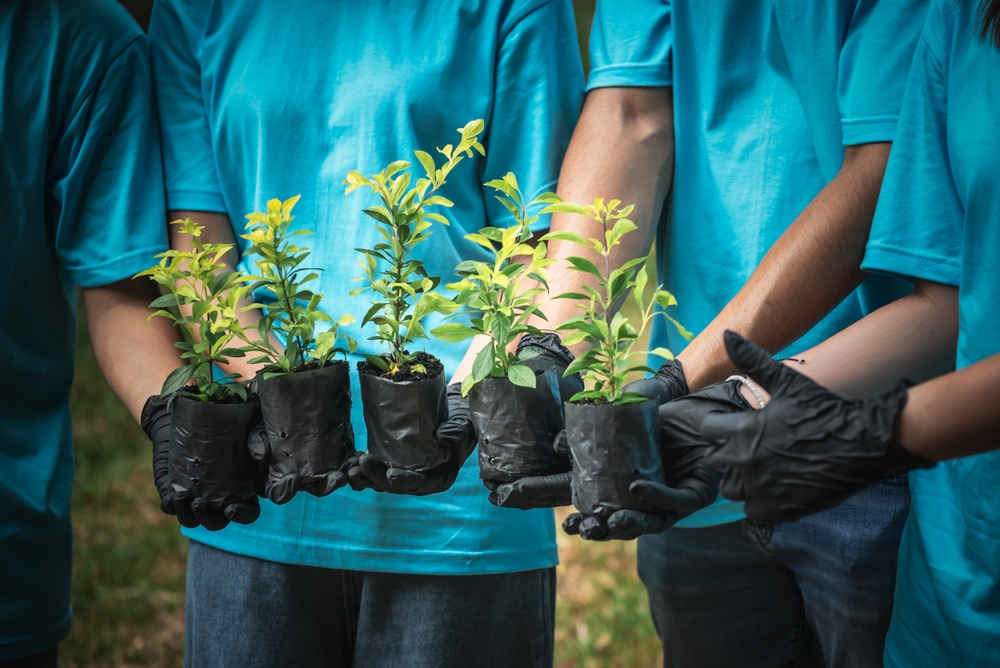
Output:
[868, 381, 935, 472]
[140, 394, 171, 437]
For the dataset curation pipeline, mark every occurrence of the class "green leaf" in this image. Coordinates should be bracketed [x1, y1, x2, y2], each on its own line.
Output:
[655, 289, 679, 308]
[540, 230, 588, 246]
[430, 322, 479, 342]
[472, 343, 495, 382]
[539, 202, 589, 216]
[666, 314, 694, 340]
[364, 354, 390, 371]
[649, 347, 675, 361]
[566, 256, 604, 279]
[507, 364, 536, 388]
[461, 373, 476, 397]
[161, 364, 197, 396]
[414, 150, 436, 178]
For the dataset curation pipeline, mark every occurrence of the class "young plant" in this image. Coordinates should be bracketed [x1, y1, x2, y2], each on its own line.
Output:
[136, 219, 253, 402]
[344, 120, 486, 376]
[240, 195, 357, 378]
[430, 172, 555, 396]
[540, 196, 693, 405]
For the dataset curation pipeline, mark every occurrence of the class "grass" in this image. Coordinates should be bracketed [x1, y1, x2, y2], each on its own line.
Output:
[63, 306, 660, 667]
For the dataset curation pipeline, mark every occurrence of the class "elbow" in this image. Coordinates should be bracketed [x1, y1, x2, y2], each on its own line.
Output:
[582, 87, 673, 150]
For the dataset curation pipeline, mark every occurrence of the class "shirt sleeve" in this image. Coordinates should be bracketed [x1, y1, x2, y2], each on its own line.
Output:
[861, 10, 962, 286]
[587, 0, 671, 90]
[481, 0, 584, 231]
[46, 36, 167, 288]
[148, 0, 226, 213]
[838, 0, 930, 145]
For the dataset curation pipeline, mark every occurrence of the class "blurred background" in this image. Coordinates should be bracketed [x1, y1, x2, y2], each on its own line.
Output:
[65, 1, 661, 666]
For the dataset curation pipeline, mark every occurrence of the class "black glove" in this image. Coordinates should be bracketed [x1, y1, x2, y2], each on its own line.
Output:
[348, 383, 478, 495]
[141, 395, 261, 531]
[621, 358, 689, 405]
[562, 380, 735, 541]
[700, 331, 935, 525]
[247, 424, 350, 505]
[484, 334, 583, 509]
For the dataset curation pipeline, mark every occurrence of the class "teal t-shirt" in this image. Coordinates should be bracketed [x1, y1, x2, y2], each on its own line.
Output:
[861, 1, 1000, 663]
[587, 0, 926, 527]
[0, 0, 167, 660]
[148, 0, 583, 575]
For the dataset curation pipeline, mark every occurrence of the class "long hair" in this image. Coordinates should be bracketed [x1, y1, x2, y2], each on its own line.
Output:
[980, 0, 1000, 48]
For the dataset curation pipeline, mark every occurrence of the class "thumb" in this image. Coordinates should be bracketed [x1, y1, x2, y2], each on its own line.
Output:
[722, 330, 807, 396]
[247, 423, 271, 462]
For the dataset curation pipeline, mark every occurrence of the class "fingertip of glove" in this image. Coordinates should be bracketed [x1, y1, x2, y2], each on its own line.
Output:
[561, 513, 583, 535]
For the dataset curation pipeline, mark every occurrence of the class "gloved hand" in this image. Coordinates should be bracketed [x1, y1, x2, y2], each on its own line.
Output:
[623, 358, 690, 406]
[562, 379, 736, 541]
[484, 333, 582, 509]
[247, 424, 350, 505]
[348, 383, 478, 495]
[701, 331, 935, 525]
[141, 395, 261, 531]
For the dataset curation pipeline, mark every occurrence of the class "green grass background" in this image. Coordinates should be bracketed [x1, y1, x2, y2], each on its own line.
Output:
[61, 1, 661, 665]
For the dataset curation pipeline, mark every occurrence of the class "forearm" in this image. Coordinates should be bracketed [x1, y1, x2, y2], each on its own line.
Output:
[679, 143, 891, 390]
[83, 279, 184, 421]
[533, 87, 674, 349]
[898, 353, 1000, 461]
[775, 280, 958, 399]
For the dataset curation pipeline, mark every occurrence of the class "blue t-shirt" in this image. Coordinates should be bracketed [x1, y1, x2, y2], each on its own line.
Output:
[148, 0, 583, 575]
[0, 1, 167, 660]
[588, 0, 926, 527]
[861, 1, 1000, 664]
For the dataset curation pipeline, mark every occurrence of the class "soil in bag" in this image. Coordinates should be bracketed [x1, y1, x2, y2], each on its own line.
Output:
[170, 394, 261, 509]
[565, 398, 665, 517]
[357, 351, 449, 472]
[257, 359, 355, 487]
[470, 366, 569, 483]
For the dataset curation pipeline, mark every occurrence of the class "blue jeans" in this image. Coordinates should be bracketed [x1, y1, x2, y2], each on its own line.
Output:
[184, 541, 555, 668]
[638, 479, 910, 668]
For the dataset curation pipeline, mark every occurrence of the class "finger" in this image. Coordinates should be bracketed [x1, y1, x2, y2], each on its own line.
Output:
[247, 423, 271, 462]
[578, 516, 610, 541]
[171, 495, 200, 529]
[629, 479, 715, 517]
[492, 473, 573, 509]
[266, 472, 301, 505]
[302, 471, 350, 497]
[561, 513, 584, 535]
[191, 497, 230, 531]
[482, 479, 500, 492]
[699, 412, 755, 450]
[386, 468, 449, 496]
[224, 501, 261, 525]
[722, 330, 807, 396]
[605, 509, 671, 540]
[552, 430, 570, 456]
[359, 453, 391, 491]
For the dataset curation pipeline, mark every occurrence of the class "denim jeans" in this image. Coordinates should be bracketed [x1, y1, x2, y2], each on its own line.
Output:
[637, 478, 910, 668]
[184, 541, 555, 668]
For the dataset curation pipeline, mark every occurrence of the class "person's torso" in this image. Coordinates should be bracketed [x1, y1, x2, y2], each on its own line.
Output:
[160, 0, 580, 573]
[885, 4, 1000, 664]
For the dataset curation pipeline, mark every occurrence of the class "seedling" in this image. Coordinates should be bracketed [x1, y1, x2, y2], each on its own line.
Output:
[345, 121, 485, 376]
[240, 195, 357, 377]
[136, 219, 253, 402]
[541, 196, 692, 404]
[431, 172, 555, 396]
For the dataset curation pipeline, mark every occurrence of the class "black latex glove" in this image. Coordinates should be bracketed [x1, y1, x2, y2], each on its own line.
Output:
[348, 383, 477, 495]
[562, 380, 737, 541]
[621, 358, 689, 406]
[246, 424, 350, 505]
[700, 331, 935, 525]
[484, 334, 583, 509]
[141, 395, 260, 531]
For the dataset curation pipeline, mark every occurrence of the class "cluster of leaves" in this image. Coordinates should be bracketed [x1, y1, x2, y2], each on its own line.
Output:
[344, 120, 487, 376]
[135, 219, 253, 402]
[430, 173, 556, 395]
[240, 195, 356, 377]
[540, 196, 692, 405]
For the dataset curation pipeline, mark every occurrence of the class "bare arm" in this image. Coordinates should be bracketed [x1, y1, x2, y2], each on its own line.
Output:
[679, 142, 892, 390]
[83, 278, 184, 422]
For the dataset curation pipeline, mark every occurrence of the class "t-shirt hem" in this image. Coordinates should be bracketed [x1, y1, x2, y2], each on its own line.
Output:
[68, 245, 167, 288]
[182, 528, 560, 575]
[165, 187, 228, 213]
[841, 116, 897, 145]
[672, 501, 746, 528]
[587, 64, 671, 91]
[861, 243, 961, 286]
[0, 609, 71, 662]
